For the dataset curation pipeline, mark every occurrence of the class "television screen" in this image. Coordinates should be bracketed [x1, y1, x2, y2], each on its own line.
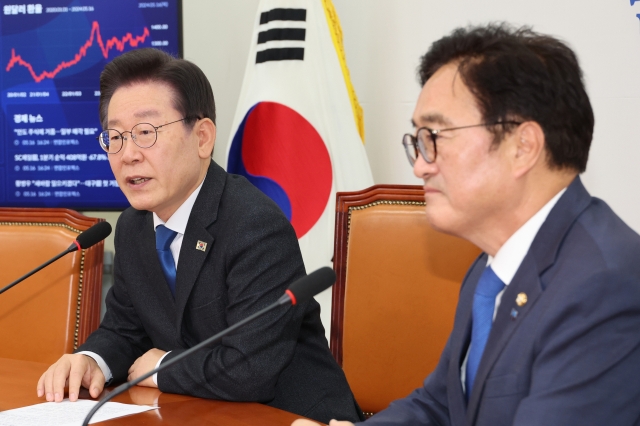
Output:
[1, 0, 182, 209]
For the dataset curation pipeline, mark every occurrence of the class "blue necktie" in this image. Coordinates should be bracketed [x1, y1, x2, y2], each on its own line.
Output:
[156, 225, 178, 297]
[465, 265, 505, 400]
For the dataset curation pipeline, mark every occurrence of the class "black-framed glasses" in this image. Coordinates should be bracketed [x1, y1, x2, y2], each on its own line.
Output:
[97, 117, 197, 154]
[401, 121, 522, 166]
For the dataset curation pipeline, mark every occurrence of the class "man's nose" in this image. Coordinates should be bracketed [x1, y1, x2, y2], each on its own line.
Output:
[413, 151, 438, 178]
[119, 132, 143, 162]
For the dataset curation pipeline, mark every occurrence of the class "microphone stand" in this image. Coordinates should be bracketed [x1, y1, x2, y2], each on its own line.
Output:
[81, 293, 293, 426]
[0, 221, 110, 296]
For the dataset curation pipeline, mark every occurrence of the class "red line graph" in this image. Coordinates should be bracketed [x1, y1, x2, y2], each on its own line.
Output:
[5, 21, 150, 83]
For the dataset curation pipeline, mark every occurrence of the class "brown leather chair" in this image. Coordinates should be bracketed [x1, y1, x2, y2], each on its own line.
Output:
[331, 185, 481, 417]
[0, 208, 104, 364]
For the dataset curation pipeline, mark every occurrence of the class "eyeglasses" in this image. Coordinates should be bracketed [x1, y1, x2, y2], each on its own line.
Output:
[401, 121, 522, 166]
[97, 117, 197, 154]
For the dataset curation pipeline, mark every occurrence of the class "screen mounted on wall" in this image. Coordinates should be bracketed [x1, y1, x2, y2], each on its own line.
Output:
[1, 0, 182, 209]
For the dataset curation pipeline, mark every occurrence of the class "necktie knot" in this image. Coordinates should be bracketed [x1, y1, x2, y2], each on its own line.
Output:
[474, 266, 505, 298]
[156, 225, 177, 251]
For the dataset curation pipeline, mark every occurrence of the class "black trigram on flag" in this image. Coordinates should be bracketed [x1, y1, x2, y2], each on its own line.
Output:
[256, 8, 306, 64]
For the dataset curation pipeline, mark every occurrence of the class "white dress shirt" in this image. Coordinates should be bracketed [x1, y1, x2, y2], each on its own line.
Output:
[80, 177, 206, 385]
[460, 187, 566, 392]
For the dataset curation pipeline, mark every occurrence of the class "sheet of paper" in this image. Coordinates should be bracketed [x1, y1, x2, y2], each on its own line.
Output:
[0, 399, 158, 426]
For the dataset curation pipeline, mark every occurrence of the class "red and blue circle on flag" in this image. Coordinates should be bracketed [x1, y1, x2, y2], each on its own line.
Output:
[227, 101, 333, 238]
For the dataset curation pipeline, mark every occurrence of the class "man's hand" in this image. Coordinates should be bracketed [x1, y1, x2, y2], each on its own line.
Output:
[37, 354, 105, 402]
[292, 420, 355, 426]
[127, 348, 166, 387]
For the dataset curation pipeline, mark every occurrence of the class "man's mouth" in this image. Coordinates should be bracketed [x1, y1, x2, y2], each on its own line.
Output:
[129, 177, 150, 185]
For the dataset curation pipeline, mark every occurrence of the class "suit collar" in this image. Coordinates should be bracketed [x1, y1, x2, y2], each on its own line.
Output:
[489, 187, 566, 286]
[465, 176, 592, 423]
[174, 161, 226, 334]
[528, 176, 591, 277]
[152, 175, 206, 234]
[183, 161, 227, 229]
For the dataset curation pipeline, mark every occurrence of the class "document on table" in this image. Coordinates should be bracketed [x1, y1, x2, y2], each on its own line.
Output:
[0, 399, 158, 425]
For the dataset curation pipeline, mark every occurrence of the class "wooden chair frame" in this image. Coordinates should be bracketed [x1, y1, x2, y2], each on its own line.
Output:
[330, 185, 481, 417]
[331, 184, 426, 364]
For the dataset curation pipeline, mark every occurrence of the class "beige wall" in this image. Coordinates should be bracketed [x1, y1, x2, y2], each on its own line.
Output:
[89, 0, 640, 333]
[183, 0, 640, 233]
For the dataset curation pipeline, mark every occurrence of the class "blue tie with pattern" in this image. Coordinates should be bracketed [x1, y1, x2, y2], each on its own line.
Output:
[156, 225, 178, 297]
[465, 265, 505, 400]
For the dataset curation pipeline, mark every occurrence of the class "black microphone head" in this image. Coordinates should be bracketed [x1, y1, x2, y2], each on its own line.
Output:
[287, 267, 336, 305]
[76, 221, 112, 249]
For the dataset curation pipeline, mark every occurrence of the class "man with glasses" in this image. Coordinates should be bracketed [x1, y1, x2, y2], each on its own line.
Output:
[36, 48, 363, 424]
[295, 23, 640, 426]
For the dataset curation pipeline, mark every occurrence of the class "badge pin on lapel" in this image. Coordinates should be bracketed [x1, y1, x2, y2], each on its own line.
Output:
[511, 292, 527, 321]
[196, 241, 207, 252]
[516, 292, 528, 307]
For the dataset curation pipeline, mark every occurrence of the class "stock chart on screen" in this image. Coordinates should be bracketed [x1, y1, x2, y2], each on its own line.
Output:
[1, 0, 182, 209]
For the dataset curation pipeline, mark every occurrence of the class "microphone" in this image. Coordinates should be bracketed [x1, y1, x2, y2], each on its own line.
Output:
[72, 221, 113, 251]
[81, 267, 336, 426]
[284, 265, 335, 305]
[0, 221, 112, 295]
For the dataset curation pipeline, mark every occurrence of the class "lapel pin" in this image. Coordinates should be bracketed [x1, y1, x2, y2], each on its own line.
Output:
[196, 241, 207, 252]
[516, 292, 528, 307]
[510, 308, 518, 320]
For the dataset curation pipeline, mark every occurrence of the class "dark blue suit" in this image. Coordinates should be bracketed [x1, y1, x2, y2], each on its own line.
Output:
[365, 177, 640, 426]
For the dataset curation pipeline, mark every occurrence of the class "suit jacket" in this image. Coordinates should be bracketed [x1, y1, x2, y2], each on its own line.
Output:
[364, 177, 640, 426]
[79, 161, 362, 423]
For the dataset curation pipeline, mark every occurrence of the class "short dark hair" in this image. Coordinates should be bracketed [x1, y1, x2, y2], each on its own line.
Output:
[418, 23, 593, 172]
[99, 48, 216, 129]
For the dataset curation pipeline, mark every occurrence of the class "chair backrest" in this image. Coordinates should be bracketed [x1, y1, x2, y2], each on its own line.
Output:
[0, 208, 104, 364]
[331, 185, 481, 416]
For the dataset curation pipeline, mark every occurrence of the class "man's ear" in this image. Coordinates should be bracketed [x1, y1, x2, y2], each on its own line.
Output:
[512, 121, 545, 179]
[196, 118, 216, 159]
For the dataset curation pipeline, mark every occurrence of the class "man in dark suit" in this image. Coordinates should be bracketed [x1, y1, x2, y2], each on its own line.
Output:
[295, 23, 640, 426]
[36, 48, 362, 424]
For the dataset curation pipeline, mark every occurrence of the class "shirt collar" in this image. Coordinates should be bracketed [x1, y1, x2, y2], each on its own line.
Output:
[153, 176, 206, 234]
[488, 187, 566, 285]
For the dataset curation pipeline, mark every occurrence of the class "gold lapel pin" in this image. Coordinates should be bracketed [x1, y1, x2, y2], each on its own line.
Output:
[196, 241, 207, 252]
[516, 292, 528, 307]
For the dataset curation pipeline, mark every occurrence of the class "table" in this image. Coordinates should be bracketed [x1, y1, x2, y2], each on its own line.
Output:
[0, 357, 320, 425]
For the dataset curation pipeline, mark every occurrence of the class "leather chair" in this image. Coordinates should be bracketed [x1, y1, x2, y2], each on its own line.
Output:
[331, 185, 481, 417]
[0, 208, 104, 364]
